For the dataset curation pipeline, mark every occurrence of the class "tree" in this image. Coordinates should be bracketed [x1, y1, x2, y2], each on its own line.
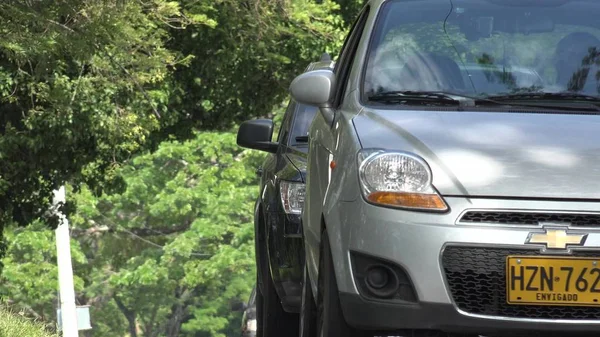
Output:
[0, 221, 86, 326]
[0, 0, 207, 230]
[0, 0, 346, 233]
[162, 0, 346, 135]
[332, 0, 366, 25]
[0, 0, 348, 334]
[1, 130, 265, 337]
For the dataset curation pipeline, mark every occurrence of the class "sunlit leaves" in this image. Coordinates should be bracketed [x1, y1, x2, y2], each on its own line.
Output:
[83, 131, 261, 336]
[168, 0, 347, 132]
[0, 0, 203, 228]
[0, 222, 87, 321]
[0, 0, 349, 335]
[1, 129, 264, 336]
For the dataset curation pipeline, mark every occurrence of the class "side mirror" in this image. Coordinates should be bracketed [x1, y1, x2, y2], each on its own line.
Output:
[237, 119, 278, 153]
[230, 299, 248, 312]
[289, 69, 335, 107]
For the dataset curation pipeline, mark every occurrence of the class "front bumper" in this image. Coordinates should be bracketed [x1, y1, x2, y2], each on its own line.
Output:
[326, 196, 600, 333]
[340, 292, 600, 335]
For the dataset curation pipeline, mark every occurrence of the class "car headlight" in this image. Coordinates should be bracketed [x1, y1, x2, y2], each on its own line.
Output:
[358, 149, 448, 211]
[246, 318, 257, 332]
[280, 181, 305, 214]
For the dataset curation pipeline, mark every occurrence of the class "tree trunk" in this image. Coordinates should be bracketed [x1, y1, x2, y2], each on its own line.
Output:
[114, 296, 137, 337]
[164, 288, 192, 337]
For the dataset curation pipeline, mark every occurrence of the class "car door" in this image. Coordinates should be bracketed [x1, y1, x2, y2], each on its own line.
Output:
[303, 6, 372, 292]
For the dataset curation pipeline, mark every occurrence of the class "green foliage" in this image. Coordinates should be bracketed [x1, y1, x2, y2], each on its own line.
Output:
[0, 221, 86, 324]
[0, 0, 347, 234]
[0, 0, 349, 335]
[2, 131, 265, 336]
[332, 0, 366, 25]
[0, 308, 54, 337]
[165, 0, 346, 135]
[0, 0, 200, 228]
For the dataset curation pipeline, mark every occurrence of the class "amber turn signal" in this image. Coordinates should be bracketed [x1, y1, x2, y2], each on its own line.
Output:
[366, 191, 448, 210]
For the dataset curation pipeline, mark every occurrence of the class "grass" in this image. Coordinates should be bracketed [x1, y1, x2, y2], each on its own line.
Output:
[0, 309, 55, 337]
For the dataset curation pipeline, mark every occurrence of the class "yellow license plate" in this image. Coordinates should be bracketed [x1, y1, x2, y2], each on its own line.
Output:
[506, 256, 600, 306]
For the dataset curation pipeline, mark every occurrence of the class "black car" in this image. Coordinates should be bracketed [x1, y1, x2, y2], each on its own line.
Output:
[236, 58, 334, 337]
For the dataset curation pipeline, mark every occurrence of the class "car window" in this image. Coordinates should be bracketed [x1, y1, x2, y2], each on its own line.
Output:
[363, 0, 600, 100]
[288, 104, 318, 150]
[333, 6, 371, 107]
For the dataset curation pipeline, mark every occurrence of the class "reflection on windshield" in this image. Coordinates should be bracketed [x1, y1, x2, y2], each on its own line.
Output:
[364, 0, 600, 100]
[557, 32, 600, 92]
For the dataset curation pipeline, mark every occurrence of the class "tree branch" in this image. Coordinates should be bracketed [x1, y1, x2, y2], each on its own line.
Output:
[114, 296, 138, 337]
[4, 300, 42, 320]
[46, 19, 75, 33]
[164, 287, 192, 337]
[70, 223, 191, 237]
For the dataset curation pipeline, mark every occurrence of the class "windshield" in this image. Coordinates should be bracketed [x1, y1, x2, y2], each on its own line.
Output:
[364, 0, 600, 101]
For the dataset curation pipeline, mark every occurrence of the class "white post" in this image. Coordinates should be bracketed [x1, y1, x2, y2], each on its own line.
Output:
[54, 186, 79, 337]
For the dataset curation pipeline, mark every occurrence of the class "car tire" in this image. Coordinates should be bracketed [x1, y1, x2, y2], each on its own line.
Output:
[256, 222, 299, 337]
[299, 262, 317, 337]
[317, 229, 370, 337]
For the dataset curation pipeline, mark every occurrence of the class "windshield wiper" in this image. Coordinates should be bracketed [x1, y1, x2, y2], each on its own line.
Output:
[484, 92, 600, 112]
[367, 90, 525, 108]
[488, 92, 600, 103]
[369, 90, 600, 112]
[368, 91, 466, 106]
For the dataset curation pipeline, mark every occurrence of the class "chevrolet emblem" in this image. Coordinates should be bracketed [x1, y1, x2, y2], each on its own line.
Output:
[525, 228, 588, 250]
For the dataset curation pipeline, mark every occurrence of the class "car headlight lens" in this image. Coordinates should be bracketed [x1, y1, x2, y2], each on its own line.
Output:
[358, 150, 447, 211]
[280, 181, 305, 214]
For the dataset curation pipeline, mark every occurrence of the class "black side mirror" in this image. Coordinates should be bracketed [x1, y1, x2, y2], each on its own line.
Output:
[237, 119, 278, 153]
[230, 299, 248, 312]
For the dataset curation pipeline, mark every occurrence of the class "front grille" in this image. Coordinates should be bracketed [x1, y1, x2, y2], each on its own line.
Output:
[443, 246, 600, 319]
[459, 211, 600, 227]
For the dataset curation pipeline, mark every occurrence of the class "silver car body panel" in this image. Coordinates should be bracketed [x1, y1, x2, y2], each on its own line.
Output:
[328, 195, 600, 325]
[304, 107, 364, 298]
[353, 106, 600, 199]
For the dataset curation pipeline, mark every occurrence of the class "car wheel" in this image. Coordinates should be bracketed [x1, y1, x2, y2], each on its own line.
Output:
[257, 224, 299, 337]
[317, 229, 369, 337]
[299, 262, 317, 337]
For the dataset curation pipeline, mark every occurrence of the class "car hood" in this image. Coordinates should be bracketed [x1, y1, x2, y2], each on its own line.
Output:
[353, 108, 600, 199]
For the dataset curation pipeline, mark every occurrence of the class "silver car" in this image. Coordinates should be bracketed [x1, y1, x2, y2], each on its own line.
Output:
[290, 0, 600, 336]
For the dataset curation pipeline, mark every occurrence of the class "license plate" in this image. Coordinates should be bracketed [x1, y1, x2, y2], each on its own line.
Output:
[506, 256, 600, 306]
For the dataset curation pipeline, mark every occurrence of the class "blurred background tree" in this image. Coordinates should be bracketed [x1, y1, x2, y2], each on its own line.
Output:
[333, 0, 367, 25]
[0, 0, 345, 231]
[0, 0, 363, 335]
[2, 131, 268, 336]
